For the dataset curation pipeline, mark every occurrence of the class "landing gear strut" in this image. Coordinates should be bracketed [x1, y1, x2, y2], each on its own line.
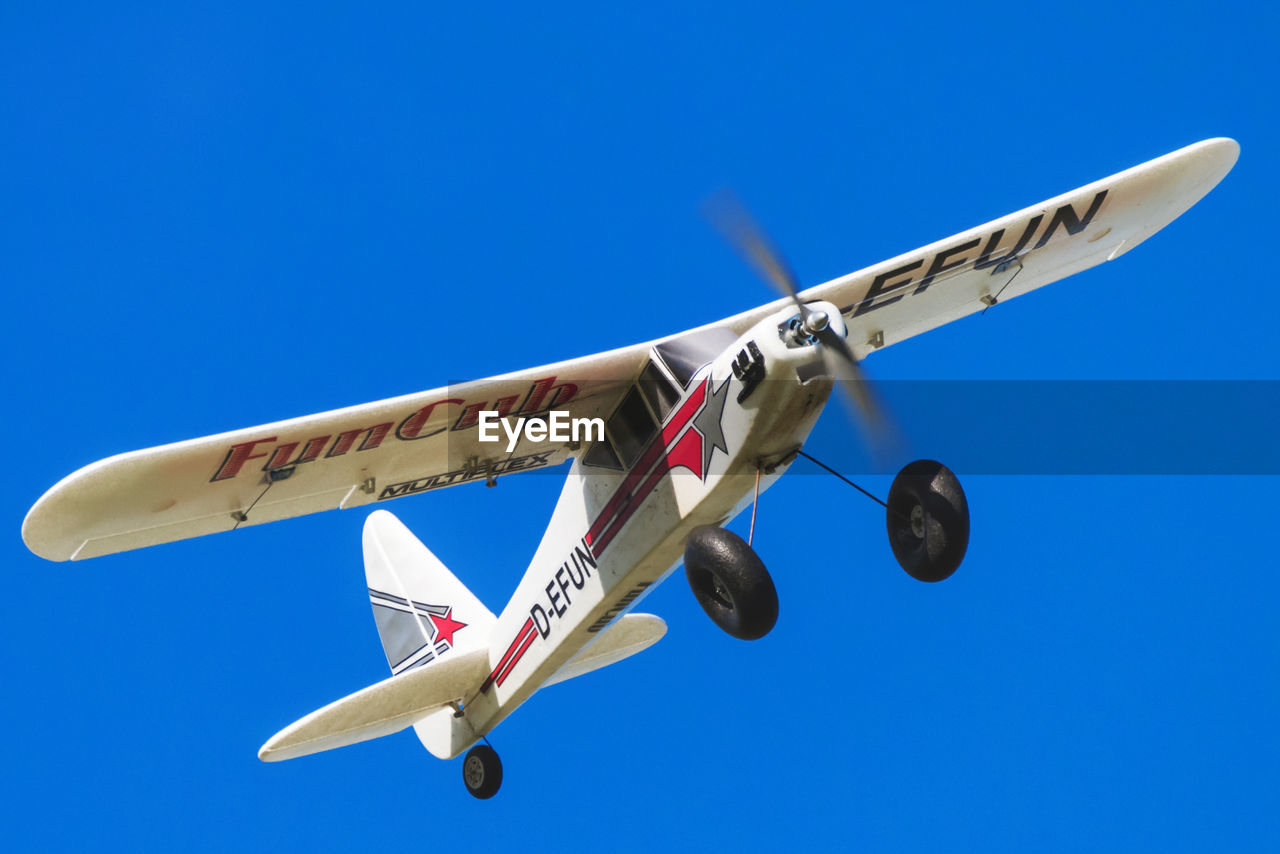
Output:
[462, 743, 502, 799]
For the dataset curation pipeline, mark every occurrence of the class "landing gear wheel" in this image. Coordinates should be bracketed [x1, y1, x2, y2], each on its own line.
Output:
[887, 460, 969, 583]
[462, 744, 502, 799]
[684, 525, 778, 640]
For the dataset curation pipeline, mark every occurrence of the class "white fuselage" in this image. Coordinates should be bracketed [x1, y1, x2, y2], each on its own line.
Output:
[462, 303, 841, 737]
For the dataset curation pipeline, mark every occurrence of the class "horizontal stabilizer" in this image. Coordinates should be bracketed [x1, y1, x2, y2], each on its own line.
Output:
[544, 613, 666, 688]
[259, 647, 488, 763]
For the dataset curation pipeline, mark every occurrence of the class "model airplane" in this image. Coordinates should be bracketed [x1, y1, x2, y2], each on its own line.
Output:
[22, 139, 1238, 798]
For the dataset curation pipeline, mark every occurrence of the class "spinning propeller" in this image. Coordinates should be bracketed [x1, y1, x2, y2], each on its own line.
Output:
[704, 191, 898, 455]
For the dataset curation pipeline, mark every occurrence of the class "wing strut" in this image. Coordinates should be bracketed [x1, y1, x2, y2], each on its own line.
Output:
[232, 480, 275, 527]
[980, 259, 1025, 315]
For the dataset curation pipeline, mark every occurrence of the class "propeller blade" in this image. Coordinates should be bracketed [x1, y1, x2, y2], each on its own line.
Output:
[703, 189, 904, 464]
[815, 325, 903, 462]
[703, 189, 808, 317]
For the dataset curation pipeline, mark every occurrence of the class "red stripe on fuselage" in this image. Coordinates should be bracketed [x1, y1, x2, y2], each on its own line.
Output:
[489, 618, 536, 684]
[590, 427, 705, 557]
[585, 379, 708, 549]
[495, 622, 540, 687]
[492, 377, 718, 689]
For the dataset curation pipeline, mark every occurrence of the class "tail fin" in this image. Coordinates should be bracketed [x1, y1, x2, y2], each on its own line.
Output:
[363, 510, 495, 676]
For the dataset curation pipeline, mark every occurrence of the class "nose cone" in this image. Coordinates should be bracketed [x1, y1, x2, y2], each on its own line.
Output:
[806, 300, 848, 341]
[804, 308, 830, 334]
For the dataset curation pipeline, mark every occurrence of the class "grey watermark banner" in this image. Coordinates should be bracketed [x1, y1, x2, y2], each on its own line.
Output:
[412, 379, 1278, 494]
[804, 380, 1279, 475]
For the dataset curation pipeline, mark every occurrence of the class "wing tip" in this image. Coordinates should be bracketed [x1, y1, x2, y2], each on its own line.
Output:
[257, 728, 302, 763]
[1186, 136, 1240, 181]
[22, 491, 74, 562]
[22, 450, 152, 562]
[1167, 136, 1240, 193]
[1198, 135, 1240, 158]
[1102, 136, 1241, 261]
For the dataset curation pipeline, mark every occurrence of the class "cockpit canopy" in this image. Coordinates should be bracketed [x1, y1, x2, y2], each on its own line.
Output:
[581, 326, 737, 470]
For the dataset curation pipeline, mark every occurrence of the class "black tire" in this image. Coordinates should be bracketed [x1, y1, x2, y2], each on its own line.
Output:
[886, 460, 969, 583]
[462, 744, 502, 799]
[683, 525, 778, 640]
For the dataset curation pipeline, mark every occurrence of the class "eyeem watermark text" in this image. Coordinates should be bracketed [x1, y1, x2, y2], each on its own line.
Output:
[478, 411, 604, 452]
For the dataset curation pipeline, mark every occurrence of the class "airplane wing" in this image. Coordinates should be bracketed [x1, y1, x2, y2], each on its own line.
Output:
[23, 349, 655, 561]
[787, 137, 1240, 360]
[23, 138, 1238, 561]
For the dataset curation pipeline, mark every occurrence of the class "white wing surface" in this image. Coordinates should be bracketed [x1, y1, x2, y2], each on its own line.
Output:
[24, 350, 651, 561]
[24, 138, 1238, 561]
[798, 138, 1239, 359]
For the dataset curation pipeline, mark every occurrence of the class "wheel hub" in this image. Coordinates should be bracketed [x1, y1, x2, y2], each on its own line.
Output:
[464, 755, 485, 788]
[713, 578, 733, 609]
[910, 504, 925, 539]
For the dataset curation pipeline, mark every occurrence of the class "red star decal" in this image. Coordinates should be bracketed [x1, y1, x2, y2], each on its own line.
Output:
[428, 608, 467, 647]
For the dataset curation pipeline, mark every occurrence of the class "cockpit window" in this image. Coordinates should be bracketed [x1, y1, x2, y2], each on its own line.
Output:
[638, 360, 680, 421]
[581, 359, 681, 471]
[654, 326, 738, 388]
[582, 438, 623, 470]
[607, 387, 658, 468]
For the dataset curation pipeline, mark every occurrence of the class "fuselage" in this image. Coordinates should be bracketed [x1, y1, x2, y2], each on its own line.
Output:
[462, 302, 843, 737]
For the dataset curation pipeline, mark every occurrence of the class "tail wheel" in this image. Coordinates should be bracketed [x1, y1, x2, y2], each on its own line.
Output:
[886, 459, 969, 583]
[462, 744, 502, 799]
[684, 525, 778, 640]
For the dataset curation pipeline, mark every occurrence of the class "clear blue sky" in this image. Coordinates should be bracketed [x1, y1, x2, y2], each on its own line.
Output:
[3, 3, 1277, 851]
